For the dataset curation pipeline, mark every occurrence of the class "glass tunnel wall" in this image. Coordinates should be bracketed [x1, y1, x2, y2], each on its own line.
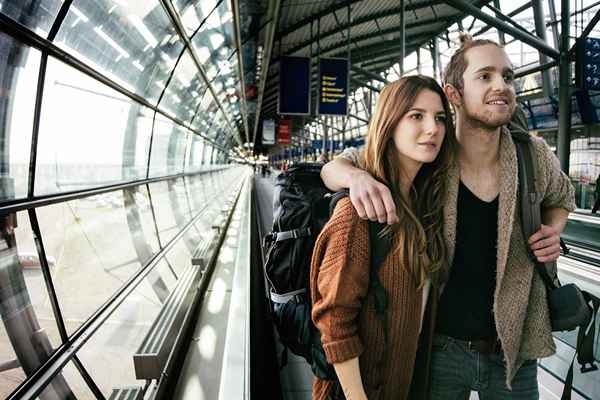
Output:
[0, 0, 247, 398]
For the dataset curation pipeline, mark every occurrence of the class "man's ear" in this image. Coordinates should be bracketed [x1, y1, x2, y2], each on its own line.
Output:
[444, 84, 462, 108]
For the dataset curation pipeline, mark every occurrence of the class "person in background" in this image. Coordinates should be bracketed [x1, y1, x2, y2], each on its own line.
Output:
[592, 173, 600, 214]
[311, 75, 457, 400]
[320, 34, 575, 399]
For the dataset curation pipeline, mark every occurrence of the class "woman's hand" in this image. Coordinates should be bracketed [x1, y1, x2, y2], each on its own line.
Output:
[333, 358, 369, 400]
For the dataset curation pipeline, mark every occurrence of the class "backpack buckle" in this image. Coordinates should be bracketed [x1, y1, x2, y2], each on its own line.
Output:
[263, 233, 275, 247]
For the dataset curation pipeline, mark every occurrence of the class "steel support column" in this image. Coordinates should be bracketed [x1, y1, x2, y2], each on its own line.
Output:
[493, 0, 506, 44]
[557, 0, 571, 173]
[532, 0, 553, 97]
[399, 0, 405, 75]
[547, 0, 560, 48]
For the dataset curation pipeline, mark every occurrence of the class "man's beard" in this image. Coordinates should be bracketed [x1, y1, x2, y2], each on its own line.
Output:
[462, 102, 514, 131]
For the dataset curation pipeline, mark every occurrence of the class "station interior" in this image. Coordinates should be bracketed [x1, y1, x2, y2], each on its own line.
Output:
[0, 0, 600, 399]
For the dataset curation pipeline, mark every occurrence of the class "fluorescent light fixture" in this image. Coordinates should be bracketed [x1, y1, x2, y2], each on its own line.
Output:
[160, 53, 175, 68]
[108, 5, 117, 14]
[182, 7, 201, 30]
[128, 15, 158, 48]
[71, 6, 89, 22]
[177, 73, 191, 87]
[222, 11, 233, 23]
[93, 27, 130, 58]
[197, 46, 211, 64]
[132, 60, 144, 71]
[209, 33, 225, 50]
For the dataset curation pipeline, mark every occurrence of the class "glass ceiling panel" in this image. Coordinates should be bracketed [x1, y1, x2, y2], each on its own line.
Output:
[0, 0, 61, 37]
[53, 0, 184, 106]
[159, 50, 205, 124]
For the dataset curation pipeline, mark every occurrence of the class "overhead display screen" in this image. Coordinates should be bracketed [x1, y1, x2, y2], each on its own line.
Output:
[576, 37, 600, 90]
[278, 56, 311, 115]
[318, 57, 349, 116]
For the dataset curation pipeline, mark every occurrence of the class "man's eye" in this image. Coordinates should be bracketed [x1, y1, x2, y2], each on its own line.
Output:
[504, 74, 514, 82]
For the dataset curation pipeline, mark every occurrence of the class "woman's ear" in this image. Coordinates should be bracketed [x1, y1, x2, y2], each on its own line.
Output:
[444, 84, 462, 108]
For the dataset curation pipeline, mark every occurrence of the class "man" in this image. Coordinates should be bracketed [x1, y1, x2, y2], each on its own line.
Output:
[592, 174, 600, 214]
[320, 35, 575, 399]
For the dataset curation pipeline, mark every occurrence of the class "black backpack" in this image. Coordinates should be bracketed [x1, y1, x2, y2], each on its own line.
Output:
[510, 119, 599, 400]
[263, 163, 391, 380]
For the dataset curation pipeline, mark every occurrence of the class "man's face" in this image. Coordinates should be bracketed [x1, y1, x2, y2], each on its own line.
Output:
[459, 44, 516, 130]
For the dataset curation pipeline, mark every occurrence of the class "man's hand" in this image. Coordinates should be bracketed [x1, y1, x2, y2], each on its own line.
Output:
[528, 224, 562, 263]
[348, 170, 398, 224]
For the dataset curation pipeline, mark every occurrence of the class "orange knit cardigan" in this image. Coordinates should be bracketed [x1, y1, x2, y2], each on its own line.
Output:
[310, 198, 435, 400]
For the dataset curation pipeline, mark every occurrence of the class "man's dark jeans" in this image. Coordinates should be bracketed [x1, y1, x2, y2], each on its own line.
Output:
[430, 334, 539, 400]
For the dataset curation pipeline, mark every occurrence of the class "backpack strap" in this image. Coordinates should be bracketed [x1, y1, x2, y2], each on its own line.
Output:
[513, 134, 559, 288]
[368, 221, 392, 343]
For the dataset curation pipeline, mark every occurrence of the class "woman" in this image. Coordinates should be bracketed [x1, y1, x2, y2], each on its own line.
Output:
[310, 75, 457, 400]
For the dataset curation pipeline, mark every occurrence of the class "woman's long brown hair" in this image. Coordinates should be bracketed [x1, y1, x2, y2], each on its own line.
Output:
[360, 75, 457, 287]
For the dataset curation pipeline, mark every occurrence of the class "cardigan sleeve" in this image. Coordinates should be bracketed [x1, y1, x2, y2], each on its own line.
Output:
[310, 197, 370, 364]
[335, 146, 363, 166]
[532, 137, 575, 212]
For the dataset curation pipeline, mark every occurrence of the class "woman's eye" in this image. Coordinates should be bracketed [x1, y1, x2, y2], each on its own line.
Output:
[435, 115, 447, 123]
[410, 113, 423, 120]
[479, 73, 489, 80]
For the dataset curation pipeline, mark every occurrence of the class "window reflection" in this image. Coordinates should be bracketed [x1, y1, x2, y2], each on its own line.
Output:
[148, 181, 179, 244]
[149, 118, 188, 178]
[0, 211, 62, 396]
[0, 32, 40, 202]
[36, 57, 152, 196]
[36, 192, 146, 335]
[73, 259, 175, 397]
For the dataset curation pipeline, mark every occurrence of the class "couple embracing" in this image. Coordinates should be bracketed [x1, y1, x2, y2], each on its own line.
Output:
[310, 34, 575, 400]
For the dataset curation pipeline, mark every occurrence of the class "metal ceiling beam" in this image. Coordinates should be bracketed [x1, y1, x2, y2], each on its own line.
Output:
[159, 0, 244, 148]
[279, 2, 445, 58]
[472, 1, 531, 37]
[277, 0, 363, 38]
[351, 66, 388, 84]
[232, 0, 250, 144]
[252, 0, 282, 147]
[445, 0, 559, 59]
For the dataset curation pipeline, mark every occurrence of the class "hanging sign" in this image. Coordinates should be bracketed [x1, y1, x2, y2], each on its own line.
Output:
[263, 119, 276, 145]
[318, 57, 349, 116]
[576, 37, 600, 90]
[278, 119, 291, 144]
[278, 56, 311, 115]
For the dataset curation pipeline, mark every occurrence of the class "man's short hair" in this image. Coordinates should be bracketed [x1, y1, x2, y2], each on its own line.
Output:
[443, 32, 503, 92]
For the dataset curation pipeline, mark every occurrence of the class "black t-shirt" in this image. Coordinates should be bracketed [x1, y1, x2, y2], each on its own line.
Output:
[436, 181, 499, 340]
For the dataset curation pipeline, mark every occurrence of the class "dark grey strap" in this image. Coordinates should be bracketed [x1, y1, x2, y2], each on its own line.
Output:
[514, 138, 558, 290]
[271, 227, 312, 242]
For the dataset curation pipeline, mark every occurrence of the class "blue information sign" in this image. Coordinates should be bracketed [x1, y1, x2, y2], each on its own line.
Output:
[576, 37, 600, 90]
[278, 56, 311, 115]
[318, 58, 349, 116]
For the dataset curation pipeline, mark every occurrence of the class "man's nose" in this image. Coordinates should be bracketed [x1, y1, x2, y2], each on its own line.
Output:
[491, 74, 509, 91]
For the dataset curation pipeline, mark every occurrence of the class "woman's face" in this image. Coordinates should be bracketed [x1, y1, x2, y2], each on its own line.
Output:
[393, 88, 447, 170]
